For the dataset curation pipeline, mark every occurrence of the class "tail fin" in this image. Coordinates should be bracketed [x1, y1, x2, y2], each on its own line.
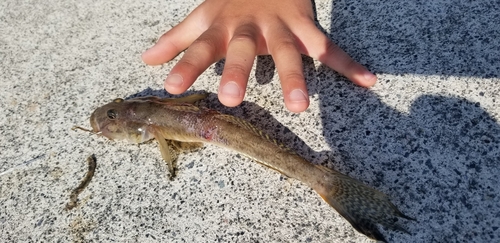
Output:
[314, 166, 414, 242]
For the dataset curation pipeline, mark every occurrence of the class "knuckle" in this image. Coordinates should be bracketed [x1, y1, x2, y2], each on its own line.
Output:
[225, 62, 248, 75]
[272, 39, 298, 54]
[193, 25, 227, 49]
[190, 26, 228, 58]
[177, 58, 203, 73]
[231, 32, 256, 44]
[324, 41, 356, 72]
[344, 57, 358, 72]
[155, 32, 182, 53]
[231, 24, 258, 42]
[281, 72, 304, 83]
[324, 41, 342, 56]
[178, 58, 197, 69]
[191, 37, 218, 52]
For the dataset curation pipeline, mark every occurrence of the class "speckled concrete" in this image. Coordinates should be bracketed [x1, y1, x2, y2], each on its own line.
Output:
[1, 0, 499, 242]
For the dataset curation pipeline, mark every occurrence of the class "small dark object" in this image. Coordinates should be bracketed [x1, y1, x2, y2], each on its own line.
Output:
[65, 154, 97, 210]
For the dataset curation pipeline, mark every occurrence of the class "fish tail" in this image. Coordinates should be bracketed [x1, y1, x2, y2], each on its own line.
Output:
[313, 165, 414, 242]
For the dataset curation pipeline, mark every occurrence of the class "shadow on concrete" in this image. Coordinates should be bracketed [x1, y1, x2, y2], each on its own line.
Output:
[310, 72, 499, 242]
[316, 1, 500, 241]
[327, 0, 500, 78]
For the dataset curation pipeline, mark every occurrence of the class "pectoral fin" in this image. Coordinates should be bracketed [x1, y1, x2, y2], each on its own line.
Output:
[154, 133, 180, 180]
[153, 130, 204, 180]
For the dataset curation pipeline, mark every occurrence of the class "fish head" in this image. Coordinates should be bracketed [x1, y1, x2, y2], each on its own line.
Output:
[90, 98, 154, 143]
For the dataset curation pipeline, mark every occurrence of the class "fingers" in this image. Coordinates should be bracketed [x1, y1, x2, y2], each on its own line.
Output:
[144, 1, 376, 113]
[267, 27, 309, 113]
[142, 16, 204, 65]
[297, 22, 377, 87]
[164, 24, 228, 94]
[218, 24, 259, 107]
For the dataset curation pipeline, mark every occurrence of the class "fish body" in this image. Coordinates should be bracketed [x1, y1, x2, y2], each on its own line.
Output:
[89, 94, 413, 242]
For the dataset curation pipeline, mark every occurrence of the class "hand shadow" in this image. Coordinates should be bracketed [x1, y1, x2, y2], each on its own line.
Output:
[292, 1, 500, 242]
[328, 0, 500, 78]
[309, 66, 500, 242]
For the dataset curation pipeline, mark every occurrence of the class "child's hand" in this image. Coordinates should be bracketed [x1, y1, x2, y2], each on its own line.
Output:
[142, 0, 377, 112]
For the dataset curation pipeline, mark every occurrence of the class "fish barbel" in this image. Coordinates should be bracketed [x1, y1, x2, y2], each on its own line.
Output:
[88, 94, 413, 242]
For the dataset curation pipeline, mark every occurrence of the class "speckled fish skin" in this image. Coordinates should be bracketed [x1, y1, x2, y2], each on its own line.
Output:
[89, 94, 414, 242]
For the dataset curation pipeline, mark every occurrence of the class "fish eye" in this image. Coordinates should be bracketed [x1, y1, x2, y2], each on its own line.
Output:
[107, 109, 117, 119]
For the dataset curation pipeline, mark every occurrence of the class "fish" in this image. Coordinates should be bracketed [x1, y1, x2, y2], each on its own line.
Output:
[86, 94, 414, 242]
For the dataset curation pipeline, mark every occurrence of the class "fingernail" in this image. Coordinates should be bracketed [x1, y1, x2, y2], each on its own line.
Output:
[165, 74, 183, 88]
[363, 71, 377, 82]
[289, 89, 308, 103]
[220, 81, 241, 98]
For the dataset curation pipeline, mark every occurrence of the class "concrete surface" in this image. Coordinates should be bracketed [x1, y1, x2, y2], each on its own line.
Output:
[1, 0, 499, 242]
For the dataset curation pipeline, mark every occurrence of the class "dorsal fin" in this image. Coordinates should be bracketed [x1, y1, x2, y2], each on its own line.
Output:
[129, 93, 208, 105]
[215, 114, 293, 153]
